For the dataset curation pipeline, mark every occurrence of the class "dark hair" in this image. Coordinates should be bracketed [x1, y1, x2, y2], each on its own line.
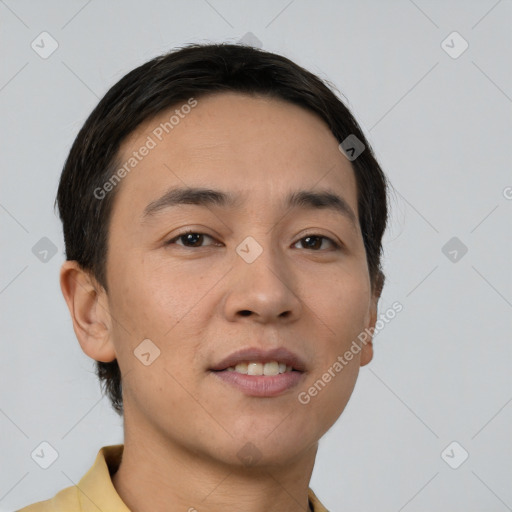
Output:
[56, 42, 390, 416]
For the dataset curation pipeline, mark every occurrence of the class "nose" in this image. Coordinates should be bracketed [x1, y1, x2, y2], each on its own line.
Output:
[222, 242, 302, 324]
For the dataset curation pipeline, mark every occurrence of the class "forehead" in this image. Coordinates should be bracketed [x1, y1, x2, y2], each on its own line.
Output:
[111, 92, 358, 223]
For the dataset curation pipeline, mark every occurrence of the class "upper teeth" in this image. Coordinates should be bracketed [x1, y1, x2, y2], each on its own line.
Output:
[226, 361, 293, 376]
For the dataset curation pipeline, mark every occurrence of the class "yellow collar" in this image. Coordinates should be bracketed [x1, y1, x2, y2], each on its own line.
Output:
[21, 444, 329, 511]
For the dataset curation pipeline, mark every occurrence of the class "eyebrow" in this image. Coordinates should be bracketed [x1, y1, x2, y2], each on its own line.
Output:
[142, 186, 358, 230]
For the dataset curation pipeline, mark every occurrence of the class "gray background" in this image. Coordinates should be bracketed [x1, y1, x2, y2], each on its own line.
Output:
[1, 1, 511, 511]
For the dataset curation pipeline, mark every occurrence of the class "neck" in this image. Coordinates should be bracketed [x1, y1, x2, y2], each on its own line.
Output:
[112, 407, 318, 512]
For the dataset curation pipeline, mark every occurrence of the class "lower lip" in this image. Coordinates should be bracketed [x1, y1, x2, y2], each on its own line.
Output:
[211, 370, 305, 397]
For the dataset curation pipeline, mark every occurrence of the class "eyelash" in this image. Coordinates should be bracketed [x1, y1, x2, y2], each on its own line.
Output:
[165, 230, 341, 251]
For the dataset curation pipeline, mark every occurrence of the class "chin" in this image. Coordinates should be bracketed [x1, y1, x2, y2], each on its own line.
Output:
[224, 422, 317, 466]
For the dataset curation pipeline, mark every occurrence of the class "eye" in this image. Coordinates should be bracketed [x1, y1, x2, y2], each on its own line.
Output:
[165, 231, 339, 251]
[294, 234, 340, 251]
[166, 231, 219, 248]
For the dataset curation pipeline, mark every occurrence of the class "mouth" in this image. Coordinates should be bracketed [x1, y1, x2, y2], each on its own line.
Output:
[209, 347, 306, 397]
[223, 361, 295, 375]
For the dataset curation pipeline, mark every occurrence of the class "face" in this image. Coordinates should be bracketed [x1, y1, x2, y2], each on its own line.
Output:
[101, 92, 378, 466]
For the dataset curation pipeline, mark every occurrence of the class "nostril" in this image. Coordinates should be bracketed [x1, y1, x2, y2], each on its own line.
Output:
[239, 310, 252, 317]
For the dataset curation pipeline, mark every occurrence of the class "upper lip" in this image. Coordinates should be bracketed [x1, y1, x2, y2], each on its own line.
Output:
[210, 347, 307, 372]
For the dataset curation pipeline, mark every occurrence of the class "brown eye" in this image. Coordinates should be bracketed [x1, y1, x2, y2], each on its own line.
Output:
[166, 231, 217, 248]
[180, 233, 204, 247]
[295, 235, 339, 251]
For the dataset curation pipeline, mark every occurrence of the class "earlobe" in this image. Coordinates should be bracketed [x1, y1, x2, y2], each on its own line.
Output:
[59, 261, 117, 363]
[360, 288, 380, 368]
[360, 339, 373, 367]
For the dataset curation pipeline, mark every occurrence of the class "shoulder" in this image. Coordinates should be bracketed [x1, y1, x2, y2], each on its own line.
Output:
[16, 444, 124, 512]
[16, 484, 80, 511]
[308, 487, 330, 512]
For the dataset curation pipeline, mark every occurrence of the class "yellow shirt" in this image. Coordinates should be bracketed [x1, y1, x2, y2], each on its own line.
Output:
[18, 444, 329, 511]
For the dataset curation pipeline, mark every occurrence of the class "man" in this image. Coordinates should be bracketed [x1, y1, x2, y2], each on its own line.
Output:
[19, 42, 389, 512]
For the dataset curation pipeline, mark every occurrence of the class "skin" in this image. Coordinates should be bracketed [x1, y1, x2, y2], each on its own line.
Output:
[60, 92, 381, 512]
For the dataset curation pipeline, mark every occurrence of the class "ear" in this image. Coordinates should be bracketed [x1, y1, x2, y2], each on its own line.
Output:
[360, 274, 384, 367]
[359, 296, 376, 367]
[59, 260, 116, 363]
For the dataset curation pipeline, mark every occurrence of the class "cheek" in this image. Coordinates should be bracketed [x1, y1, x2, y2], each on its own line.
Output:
[108, 254, 212, 337]
[106, 255, 216, 383]
[297, 352, 361, 440]
[306, 271, 370, 343]
[106, 263, 207, 420]
[298, 272, 370, 414]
